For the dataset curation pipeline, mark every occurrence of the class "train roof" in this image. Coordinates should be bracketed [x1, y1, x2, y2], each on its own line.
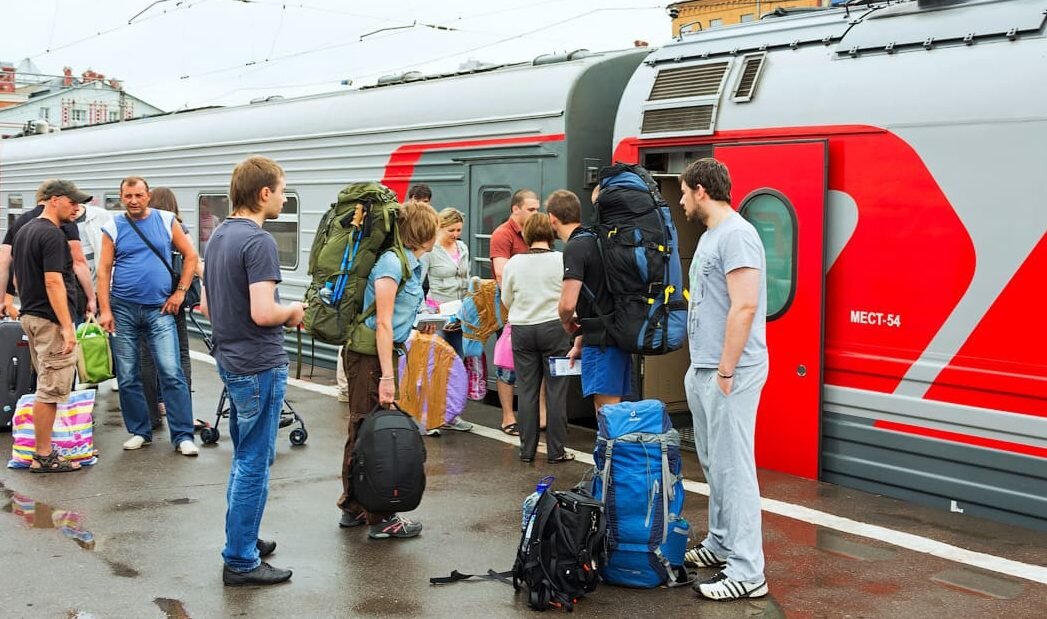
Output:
[649, 0, 1045, 65]
[0, 48, 649, 162]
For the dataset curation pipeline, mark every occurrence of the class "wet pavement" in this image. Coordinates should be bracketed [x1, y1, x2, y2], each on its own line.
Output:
[1, 349, 1046, 618]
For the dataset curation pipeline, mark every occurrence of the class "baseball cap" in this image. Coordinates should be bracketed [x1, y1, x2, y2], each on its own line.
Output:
[38, 179, 92, 204]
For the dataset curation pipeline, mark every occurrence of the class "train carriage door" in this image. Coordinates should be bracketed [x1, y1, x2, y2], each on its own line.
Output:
[468, 161, 542, 279]
[713, 141, 827, 479]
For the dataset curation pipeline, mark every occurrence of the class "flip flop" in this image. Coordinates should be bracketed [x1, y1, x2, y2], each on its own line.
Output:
[547, 452, 576, 464]
[193, 419, 211, 432]
[501, 423, 520, 437]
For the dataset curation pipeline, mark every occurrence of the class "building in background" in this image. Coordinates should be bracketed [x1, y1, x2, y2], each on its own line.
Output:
[0, 59, 163, 138]
[668, 0, 833, 36]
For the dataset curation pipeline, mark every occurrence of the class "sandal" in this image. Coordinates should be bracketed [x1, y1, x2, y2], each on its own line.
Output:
[501, 423, 520, 437]
[547, 452, 576, 464]
[193, 419, 210, 432]
[30, 452, 82, 474]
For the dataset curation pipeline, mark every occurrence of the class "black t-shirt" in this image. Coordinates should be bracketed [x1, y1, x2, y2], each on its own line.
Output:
[4, 205, 80, 296]
[12, 218, 76, 324]
[563, 227, 615, 346]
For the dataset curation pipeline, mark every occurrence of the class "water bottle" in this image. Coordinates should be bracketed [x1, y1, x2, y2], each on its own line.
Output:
[521, 475, 555, 535]
[318, 281, 335, 306]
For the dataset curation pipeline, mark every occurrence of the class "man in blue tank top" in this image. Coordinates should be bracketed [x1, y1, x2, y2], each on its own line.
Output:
[97, 176, 200, 456]
[203, 156, 304, 586]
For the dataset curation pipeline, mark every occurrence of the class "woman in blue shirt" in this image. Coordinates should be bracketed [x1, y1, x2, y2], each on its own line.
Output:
[338, 199, 439, 540]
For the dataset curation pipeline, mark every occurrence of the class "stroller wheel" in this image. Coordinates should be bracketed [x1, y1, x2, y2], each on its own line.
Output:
[289, 428, 308, 446]
[201, 426, 220, 445]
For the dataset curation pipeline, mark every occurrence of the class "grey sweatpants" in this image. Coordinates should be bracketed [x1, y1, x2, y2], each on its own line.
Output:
[684, 360, 768, 583]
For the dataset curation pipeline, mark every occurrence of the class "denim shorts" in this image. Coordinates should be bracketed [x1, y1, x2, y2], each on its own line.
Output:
[581, 345, 632, 398]
[495, 366, 516, 385]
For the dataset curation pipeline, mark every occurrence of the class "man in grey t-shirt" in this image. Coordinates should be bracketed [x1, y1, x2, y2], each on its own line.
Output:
[202, 156, 304, 587]
[679, 158, 769, 601]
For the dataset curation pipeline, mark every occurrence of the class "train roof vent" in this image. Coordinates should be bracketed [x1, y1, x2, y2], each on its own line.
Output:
[648, 61, 729, 101]
[731, 53, 765, 103]
[641, 105, 715, 135]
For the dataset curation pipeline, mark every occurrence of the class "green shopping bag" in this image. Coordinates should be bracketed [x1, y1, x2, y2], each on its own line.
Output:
[76, 317, 114, 384]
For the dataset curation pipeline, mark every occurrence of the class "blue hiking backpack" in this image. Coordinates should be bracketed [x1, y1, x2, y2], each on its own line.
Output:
[583, 163, 688, 355]
[591, 399, 691, 588]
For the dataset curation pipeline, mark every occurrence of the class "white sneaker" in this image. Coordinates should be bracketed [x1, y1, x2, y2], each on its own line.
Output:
[177, 440, 200, 456]
[695, 571, 768, 600]
[440, 418, 474, 432]
[122, 435, 151, 450]
[685, 543, 727, 568]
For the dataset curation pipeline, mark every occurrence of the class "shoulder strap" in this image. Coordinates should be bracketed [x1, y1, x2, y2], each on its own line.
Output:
[124, 212, 176, 278]
[357, 248, 412, 323]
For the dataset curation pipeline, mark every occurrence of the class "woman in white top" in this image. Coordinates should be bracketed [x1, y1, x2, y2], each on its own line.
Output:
[501, 213, 573, 463]
[423, 208, 470, 357]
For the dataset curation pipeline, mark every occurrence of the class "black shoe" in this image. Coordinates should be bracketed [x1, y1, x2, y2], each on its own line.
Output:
[256, 538, 276, 558]
[338, 511, 367, 528]
[222, 562, 292, 586]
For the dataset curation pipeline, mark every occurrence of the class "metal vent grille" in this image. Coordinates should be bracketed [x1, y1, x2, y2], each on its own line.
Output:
[733, 54, 765, 102]
[641, 105, 715, 134]
[648, 62, 729, 100]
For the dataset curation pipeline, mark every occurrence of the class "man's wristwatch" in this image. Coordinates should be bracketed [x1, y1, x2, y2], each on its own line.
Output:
[176, 284, 189, 292]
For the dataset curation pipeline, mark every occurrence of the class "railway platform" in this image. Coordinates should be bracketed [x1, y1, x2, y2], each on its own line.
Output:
[1, 348, 1045, 619]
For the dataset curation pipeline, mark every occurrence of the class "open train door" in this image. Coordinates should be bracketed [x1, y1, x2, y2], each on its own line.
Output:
[713, 141, 827, 479]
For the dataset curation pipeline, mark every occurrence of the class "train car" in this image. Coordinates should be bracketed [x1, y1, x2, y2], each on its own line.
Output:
[612, 0, 1047, 530]
[0, 48, 647, 368]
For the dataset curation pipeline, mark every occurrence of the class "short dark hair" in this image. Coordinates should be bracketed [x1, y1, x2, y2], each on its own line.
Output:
[511, 189, 538, 209]
[230, 156, 284, 213]
[407, 184, 432, 201]
[522, 212, 556, 246]
[545, 189, 580, 224]
[680, 158, 731, 203]
[120, 176, 150, 192]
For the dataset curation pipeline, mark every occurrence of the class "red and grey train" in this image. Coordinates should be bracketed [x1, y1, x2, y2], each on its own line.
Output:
[1, 0, 1043, 530]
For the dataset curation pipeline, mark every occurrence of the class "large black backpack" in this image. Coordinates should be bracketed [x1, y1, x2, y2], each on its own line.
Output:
[351, 405, 426, 514]
[429, 488, 606, 612]
[514, 489, 606, 611]
[584, 163, 688, 355]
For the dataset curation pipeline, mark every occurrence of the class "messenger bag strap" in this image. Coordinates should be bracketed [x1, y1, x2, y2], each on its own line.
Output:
[123, 212, 177, 279]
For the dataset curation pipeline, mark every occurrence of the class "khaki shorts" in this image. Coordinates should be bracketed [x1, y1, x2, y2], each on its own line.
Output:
[21, 314, 78, 404]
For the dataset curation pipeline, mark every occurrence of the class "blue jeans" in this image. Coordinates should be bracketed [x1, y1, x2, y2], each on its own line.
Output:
[219, 363, 288, 572]
[110, 298, 194, 445]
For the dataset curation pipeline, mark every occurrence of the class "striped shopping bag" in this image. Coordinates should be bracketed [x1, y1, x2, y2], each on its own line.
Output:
[7, 390, 97, 468]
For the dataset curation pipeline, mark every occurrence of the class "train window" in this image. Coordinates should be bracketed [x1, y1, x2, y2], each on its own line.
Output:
[104, 195, 122, 211]
[739, 191, 796, 320]
[480, 187, 511, 235]
[262, 194, 299, 268]
[8, 194, 23, 210]
[199, 194, 230, 258]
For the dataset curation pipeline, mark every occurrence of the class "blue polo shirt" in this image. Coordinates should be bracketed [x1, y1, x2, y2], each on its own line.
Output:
[363, 250, 423, 344]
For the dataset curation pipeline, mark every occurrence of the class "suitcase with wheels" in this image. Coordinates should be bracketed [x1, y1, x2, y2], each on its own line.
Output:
[0, 319, 35, 430]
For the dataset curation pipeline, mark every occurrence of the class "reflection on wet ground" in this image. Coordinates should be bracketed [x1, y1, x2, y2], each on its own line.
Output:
[155, 597, 192, 618]
[1, 481, 95, 550]
[931, 567, 1025, 600]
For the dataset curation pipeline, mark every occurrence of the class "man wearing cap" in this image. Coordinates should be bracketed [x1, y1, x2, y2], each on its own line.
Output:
[0, 182, 96, 321]
[97, 176, 200, 457]
[10, 180, 90, 472]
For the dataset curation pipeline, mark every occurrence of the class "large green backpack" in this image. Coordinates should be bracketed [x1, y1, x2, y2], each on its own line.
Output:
[303, 182, 409, 354]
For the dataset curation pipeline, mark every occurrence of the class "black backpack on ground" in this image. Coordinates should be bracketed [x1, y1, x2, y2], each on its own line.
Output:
[430, 488, 607, 612]
[584, 163, 688, 355]
[351, 404, 426, 513]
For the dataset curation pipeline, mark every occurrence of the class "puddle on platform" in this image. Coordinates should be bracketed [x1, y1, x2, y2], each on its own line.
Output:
[155, 598, 192, 618]
[105, 558, 141, 578]
[109, 497, 195, 512]
[930, 566, 1024, 600]
[1, 485, 95, 550]
[816, 528, 897, 561]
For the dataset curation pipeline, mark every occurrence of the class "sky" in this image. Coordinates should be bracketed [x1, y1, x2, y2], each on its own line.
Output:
[1, 0, 673, 111]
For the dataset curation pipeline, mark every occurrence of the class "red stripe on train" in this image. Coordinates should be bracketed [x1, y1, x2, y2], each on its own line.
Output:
[874, 420, 1047, 459]
[382, 133, 566, 200]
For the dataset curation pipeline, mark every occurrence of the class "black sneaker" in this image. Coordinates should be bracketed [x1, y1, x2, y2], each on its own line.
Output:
[256, 538, 276, 557]
[368, 514, 422, 539]
[222, 562, 292, 586]
[694, 571, 768, 600]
